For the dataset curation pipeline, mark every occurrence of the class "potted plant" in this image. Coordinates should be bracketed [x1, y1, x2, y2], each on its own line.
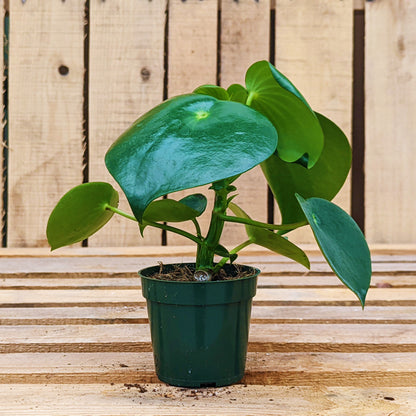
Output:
[47, 60, 372, 388]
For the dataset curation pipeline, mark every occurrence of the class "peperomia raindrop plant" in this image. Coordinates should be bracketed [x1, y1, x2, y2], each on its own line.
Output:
[47, 61, 371, 306]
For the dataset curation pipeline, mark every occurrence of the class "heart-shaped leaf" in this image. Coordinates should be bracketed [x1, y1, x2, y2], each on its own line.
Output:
[296, 195, 371, 307]
[47, 182, 119, 250]
[229, 203, 310, 269]
[105, 94, 278, 221]
[262, 112, 351, 225]
[245, 61, 323, 168]
[193, 85, 229, 101]
[227, 84, 248, 104]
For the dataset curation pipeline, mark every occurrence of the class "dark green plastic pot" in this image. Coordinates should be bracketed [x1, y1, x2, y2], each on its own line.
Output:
[140, 263, 259, 388]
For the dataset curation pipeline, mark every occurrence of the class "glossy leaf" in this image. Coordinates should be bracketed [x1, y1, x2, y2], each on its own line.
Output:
[227, 84, 248, 104]
[229, 203, 310, 269]
[296, 195, 371, 307]
[47, 182, 119, 250]
[262, 112, 351, 225]
[245, 61, 323, 168]
[179, 193, 207, 216]
[105, 94, 278, 221]
[268, 63, 312, 111]
[193, 85, 230, 101]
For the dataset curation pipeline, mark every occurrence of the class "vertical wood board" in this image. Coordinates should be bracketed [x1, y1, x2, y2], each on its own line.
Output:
[0, 0, 4, 245]
[89, 0, 166, 246]
[365, 1, 416, 243]
[220, 0, 271, 247]
[8, 0, 84, 247]
[274, 0, 353, 244]
[167, 0, 218, 245]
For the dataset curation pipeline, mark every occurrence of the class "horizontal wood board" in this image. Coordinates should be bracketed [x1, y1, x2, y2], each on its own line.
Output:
[0, 247, 415, 413]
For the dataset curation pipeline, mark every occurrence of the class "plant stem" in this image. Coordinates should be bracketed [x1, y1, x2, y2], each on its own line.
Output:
[218, 214, 307, 232]
[104, 204, 137, 222]
[246, 91, 256, 107]
[105, 204, 203, 245]
[146, 220, 203, 245]
[196, 186, 230, 270]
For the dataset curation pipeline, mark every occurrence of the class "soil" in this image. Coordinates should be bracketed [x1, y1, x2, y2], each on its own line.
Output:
[149, 262, 255, 282]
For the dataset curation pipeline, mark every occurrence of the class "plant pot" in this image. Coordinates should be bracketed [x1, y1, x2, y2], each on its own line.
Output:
[140, 263, 259, 388]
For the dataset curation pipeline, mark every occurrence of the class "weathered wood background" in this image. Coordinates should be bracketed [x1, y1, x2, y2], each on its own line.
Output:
[0, 0, 414, 248]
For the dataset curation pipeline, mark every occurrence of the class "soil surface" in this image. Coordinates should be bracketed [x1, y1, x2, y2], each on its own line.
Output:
[149, 263, 255, 282]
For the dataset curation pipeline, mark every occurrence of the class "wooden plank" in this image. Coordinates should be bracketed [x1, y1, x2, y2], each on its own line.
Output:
[2, 254, 416, 278]
[365, 1, 416, 244]
[167, 0, 218, 245]
[1, 351, 416, 387]
[2, 287, 416, 306]
[1, 323, 415, 349]
[274, 0, 353, 243]
[354, 0, 364, 10]
[219, 0, 271, 246]
[0, 384, 413, 415]
[2, 305, 416, 325]
[88, 0, 166, 246]
[0, 244, 415, 258]
[0, 0, 4, 246]
[2, 274, 416, 289]
[8, 0, 84, 247]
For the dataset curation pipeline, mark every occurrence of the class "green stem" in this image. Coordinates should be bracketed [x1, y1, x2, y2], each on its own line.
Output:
[246, 91, 256, 107]
[192, 218, 202, 239]
[213, 239, 253, 272]
[105, 205, 137, 222]
[196, 186, 230, 270]
[105, 205, 203, 245]
[219, 214, 307, 232]
[146, 221, 203, 245]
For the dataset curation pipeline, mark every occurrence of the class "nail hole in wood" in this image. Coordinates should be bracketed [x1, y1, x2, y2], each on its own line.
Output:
[141, 67, 151, 82]
[58, 65, 69, 76]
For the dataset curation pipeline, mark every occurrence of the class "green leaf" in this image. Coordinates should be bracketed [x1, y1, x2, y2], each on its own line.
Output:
[47, 182, 119, 250]
[245, 61, 323, 168]
[267, 63, 312, 111]
[296, 195, 371, 307]
[193, 85, 230, 101]
[143, 198, 202, 223]
[227, 84, 248, 104]
[229, 203, 310, 269]
[214, 244, 231, 258]
[179, 193, 207, 216]
[105, 94, 278, 221]
[262, 112, 351, 225]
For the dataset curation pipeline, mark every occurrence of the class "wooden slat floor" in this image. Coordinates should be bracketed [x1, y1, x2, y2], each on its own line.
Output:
[0, 246, 415, 415]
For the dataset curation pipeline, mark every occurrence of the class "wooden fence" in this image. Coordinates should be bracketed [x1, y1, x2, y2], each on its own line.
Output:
[0, 0, 415, 248]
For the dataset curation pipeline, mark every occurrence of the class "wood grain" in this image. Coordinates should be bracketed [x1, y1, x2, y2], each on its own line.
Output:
[0, 249, 415, 413]
[88, 0, 166, 246]
[274, 0, 353, 243]
[0, 385, 412, 415]
[365, 1, 416, 244]
[0, 0, 4, 246]
[8, 0, 84, 247]
[219, 0, 271, 246]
